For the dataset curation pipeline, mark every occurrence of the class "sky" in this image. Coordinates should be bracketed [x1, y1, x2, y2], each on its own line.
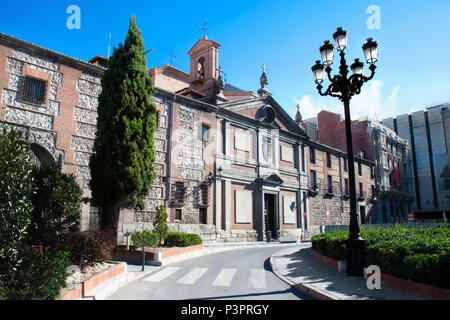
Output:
[1, 0, 449, 121]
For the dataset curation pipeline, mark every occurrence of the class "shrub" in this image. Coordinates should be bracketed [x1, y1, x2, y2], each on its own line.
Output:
[1, 248, 71, 300]
[312, 225, 450, 288]
[27, 165, 83, 246]
[311, 230, 347, 261]
[153, 205, 168, 244]
[131, 230, 159, 248]
[165, 232, 202, 247]
[56, 230, 115, 271]
[0, 126, 34, 281]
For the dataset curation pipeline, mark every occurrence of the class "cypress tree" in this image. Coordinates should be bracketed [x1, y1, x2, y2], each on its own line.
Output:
[89, 17, 157, 231]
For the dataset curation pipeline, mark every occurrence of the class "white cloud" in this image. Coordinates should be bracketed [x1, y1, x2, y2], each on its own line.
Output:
[293, 95, 341, 121]
[294, 80, 400, 122]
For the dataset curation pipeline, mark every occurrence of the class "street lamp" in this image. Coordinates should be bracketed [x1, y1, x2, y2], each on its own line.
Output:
[205, 167, 223, 187]
[311, 27, 379, 276]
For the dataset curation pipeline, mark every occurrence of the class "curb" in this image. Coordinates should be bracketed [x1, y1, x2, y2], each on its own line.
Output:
[269, 250, 342, 301]
[60, 262, 127, 300]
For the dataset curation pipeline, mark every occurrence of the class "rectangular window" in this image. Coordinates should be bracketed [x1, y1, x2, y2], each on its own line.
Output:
[19, 76, 47, 105]
[327, 175, 333, 193]
[171, 181, 186, 206]
[371, 185, 375, 197]
[199, 208, 207, 224]
[359, 183, 364, 197]
[326, 153, 331, 168]
[201, 124, 210, 142]
[343, 158, 348, 172]
[198, 183, 209, 208]
[344, 179, 349, 196]
[358, 162, 362, 176]
[310, 147, 315, 164]
[175, 209, 182, 221]
[310, 170, 316, 188]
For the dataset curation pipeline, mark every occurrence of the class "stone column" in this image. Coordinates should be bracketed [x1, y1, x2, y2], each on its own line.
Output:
[224, 121, 231, 157]
[224, 179, 232, 232]
[215, 176, 222, 233]
[254, 182, 263, 241]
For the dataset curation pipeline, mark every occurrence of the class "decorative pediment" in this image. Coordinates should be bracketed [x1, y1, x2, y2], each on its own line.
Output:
[188, 38, 221, 56]
[259, 173, 284, 186]
[220, 96, 308, 139]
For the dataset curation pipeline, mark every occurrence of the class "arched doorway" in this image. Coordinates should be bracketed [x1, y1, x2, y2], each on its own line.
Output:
[27, 143, 56, 168]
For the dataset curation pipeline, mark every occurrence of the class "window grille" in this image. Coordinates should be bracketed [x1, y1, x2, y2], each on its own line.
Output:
[19, 76, 47, 105]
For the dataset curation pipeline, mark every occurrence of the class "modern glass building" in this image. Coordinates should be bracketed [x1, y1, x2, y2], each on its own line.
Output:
[382, 103, 450, 221]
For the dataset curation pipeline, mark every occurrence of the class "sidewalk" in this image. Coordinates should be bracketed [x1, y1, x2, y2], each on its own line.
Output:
[270, 244, 428, 300]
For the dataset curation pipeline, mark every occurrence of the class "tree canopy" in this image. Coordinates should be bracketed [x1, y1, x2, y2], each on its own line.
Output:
[89, 17, 157, 230]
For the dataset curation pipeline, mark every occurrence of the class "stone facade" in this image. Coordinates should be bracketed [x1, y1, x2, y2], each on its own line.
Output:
[304, 110, 414, 224]
[1, 32, 383, 244]
[0, 34, 105, 231]
[305, 142, 375, 229]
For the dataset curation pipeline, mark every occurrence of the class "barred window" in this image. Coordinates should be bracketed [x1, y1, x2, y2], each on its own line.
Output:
[19, 76, 47, 105]
[198, 182, 209, 208]
[171, 181, 186, 206]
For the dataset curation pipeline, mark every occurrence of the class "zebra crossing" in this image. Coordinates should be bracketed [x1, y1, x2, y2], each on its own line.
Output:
[142, 266, 269, 289]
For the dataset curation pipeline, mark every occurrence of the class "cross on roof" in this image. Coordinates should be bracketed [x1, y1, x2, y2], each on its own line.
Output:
[201, 18, 210, 37]
[217, 66, 224, 78]
[261, 64, 266, 73]
[168, 51, 176, 66]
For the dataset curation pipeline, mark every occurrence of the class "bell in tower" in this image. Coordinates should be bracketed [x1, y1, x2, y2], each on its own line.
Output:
[188, 36, 221, 99]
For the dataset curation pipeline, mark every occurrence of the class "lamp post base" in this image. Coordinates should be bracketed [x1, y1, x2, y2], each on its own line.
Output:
[346, 237, 366, 276]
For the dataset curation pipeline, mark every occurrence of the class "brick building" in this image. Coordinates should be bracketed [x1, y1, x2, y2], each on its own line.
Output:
[0, 32, 379, 243]
[303, 110, 414, 224]
[0, 33, 104, 231]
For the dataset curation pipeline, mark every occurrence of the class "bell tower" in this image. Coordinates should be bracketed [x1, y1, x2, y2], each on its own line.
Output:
[188, 35, 221, 98]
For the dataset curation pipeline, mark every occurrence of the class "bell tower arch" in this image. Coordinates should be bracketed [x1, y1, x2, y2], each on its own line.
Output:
[188, 36, 221, 98]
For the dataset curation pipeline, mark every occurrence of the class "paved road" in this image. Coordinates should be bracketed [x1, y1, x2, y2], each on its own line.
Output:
[108, 246, 312, 300]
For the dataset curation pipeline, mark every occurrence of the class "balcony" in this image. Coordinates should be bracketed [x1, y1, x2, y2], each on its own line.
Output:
[357, 191, 367, 201]
[308, 185, 319, 196]
[325, 185, 335, 197]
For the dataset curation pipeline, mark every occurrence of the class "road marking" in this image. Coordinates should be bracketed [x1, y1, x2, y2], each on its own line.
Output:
[212, 268, 237, 287]
[176, 268, 209, 285]
[143, 267, 181, 282]
[248, 269, 267, 289]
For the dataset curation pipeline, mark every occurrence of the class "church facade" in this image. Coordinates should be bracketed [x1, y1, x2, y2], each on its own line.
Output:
[0, 33, 376, 244]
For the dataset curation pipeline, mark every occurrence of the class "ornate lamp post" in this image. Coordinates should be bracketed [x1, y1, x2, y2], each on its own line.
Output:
[205, 167, 223, 187]
[311, 27, 379, 276]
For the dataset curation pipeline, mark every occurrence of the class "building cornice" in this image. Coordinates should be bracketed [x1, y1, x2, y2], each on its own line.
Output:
[0, 33, 105, 76]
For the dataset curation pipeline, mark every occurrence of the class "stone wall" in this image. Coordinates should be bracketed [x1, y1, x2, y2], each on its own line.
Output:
[174, 104, 207, 224]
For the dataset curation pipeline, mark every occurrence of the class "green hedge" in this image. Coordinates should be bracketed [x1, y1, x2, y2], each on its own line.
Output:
[311, 225, 450, 289]
[131, 230, 159, 248]
[165, 232, 202, 247]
